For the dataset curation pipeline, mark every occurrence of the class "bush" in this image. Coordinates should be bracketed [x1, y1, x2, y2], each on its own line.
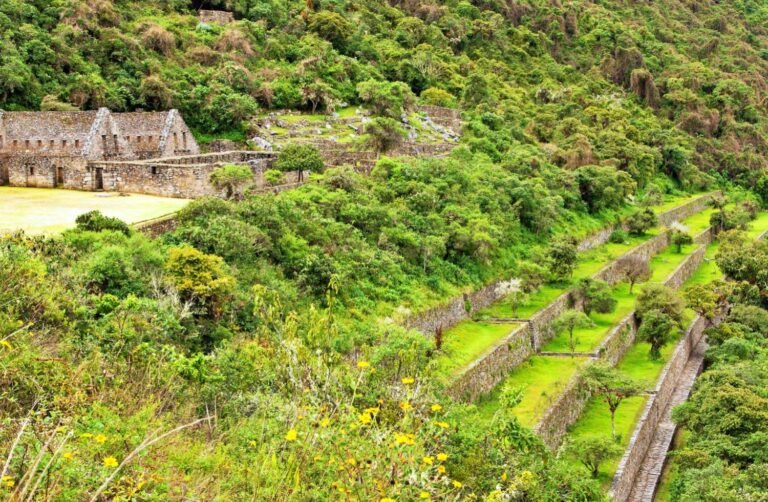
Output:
[626, 208, 657, 235]
[75, 211, 131, 236]
[609, 229, 628, 243]
[264, 169, 285, 186]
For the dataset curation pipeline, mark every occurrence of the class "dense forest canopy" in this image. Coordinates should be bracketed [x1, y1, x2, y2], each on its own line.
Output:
[3, 0, 768, 500]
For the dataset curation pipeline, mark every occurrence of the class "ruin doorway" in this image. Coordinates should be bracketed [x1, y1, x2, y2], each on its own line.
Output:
[0, 161, 8, 186]
[95, 168, 104, 190]
[56, 167, 64, 187]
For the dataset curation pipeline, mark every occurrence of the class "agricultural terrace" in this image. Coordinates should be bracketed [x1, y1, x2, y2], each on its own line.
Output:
[564, 211, 768, 487]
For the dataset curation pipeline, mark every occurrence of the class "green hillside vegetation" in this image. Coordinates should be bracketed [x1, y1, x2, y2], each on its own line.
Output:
[4, 0, 768, 499]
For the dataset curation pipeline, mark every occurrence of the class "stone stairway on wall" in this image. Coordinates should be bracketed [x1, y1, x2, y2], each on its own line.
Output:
[627, 339, 707, 502]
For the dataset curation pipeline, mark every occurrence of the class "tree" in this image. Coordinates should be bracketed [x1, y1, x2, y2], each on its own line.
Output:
[356, 80, 415, 118]
[547, 236, 578, 282]
[636, 283, 685, 326]
[574, 278, 617, 316]
[582, 363, 643, 439]
[363, 117, 407, 155]
[684, 281, 733, 326]
[575, 165, 636, 213]
[301, 80, 336, 113]
[617, 255, 651, 293]
[165, 246, 235, 319]
[637, 309, 675, 359]
[209, 164, 253, 199]
[518, 260, 548, 293]
[275, 144, 325, 180]
[669, 222, 693, 253]
[625, 208, 657, 235]
[553, 309, 594, 354]
[496, 278, 526, 317]
[563, 436, 624, 478]
[75, 211, 131, 236]
[307, 11, 353, 48]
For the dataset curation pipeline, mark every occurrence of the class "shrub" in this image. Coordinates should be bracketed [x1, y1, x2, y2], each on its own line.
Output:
[75, 211, 131, 236]
[264, 169, 285, 186]
[209, 164, 253, 199]
[609, 229, 628, 243]
[626, 208, 657, 235]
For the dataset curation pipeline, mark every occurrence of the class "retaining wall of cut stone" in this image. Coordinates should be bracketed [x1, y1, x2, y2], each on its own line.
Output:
[533, 239, 711, 449]
[608, 314, 709, 501]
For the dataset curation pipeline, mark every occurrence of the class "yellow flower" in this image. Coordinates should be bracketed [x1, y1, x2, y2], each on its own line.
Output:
[94, 434, 107, 444]
[430, 404, 442, 412]
[285, 429, 298, 442]
[419, 492, 430, 499]
[501, 472, 508, 481]
[437, 453, 448, 461]
[452, 480, 462, 488]
[435, 421, 449, 429]
[357, 361, 370, 369]
[437, 465, 446, 474]
[358, 412, 373, 425]
[62, 452, 75, 462]
[249, 440, 257, 447]
[394, 432, 416, 445]
[102, 456, 118, 468]
[347, 457, 357, 467]
[401, 377, 415, 385]
[320, 417, 331, 428]
[381, 498, 396, 502]
[399, 401, 412, 411]
[422, 456, 433, 465]
[2, 476, 14, 488]
[364, 407, 380, 416]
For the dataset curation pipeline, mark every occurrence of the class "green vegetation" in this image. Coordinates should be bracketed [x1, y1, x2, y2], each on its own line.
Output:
[5, 0, 768, 498]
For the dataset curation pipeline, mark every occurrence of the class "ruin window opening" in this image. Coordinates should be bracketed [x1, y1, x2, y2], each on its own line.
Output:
[37, 140, 42, 147]
[50, 140, 54, 148]
[62, 140, 67, 148]
[137, 136, 142, 143]
[25, 140, 30, 149]
[29, 166, 34, 176]
[151, 166, 158, 175]
[182, 132, 187, 149]
[75, 139, 80, 149]
[12, 140, 18, 149]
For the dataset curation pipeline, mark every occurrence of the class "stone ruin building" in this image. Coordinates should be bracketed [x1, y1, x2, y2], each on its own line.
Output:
[0, 108, 280, 198]
[198, 9, 234, 24]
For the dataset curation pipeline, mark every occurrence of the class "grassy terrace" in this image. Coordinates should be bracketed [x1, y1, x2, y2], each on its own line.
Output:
[475, 356, 587, 427]
[433, 193, 710, 381]
[0, 187, 190, 235]
[563, 211, 768, 487]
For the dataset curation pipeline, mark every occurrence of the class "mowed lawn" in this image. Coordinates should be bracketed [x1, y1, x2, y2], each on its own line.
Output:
[0, 187, 190, 234]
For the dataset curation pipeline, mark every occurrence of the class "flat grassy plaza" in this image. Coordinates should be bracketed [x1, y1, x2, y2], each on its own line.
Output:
[0, 187, 190, 235]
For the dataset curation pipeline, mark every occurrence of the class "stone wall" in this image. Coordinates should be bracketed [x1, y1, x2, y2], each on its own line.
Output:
[657, 194, 717, 227]
[609, 314, 709, 501]
[134, 213, 179, 237]
[593, 231, 670, 285]
[415, 105, 462, 131]
[533, 239, 711, 449]
[199, 9, 234, 24]
[447, 324, 533, 401]
[533, 372, 592, 450]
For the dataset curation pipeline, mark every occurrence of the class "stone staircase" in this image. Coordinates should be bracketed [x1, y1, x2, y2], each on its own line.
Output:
[628, 339, 707, 501]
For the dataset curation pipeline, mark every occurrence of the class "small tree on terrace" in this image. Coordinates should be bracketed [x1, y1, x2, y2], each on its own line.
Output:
[553, 309, 594, 354]
[563, 436, 624, 478]
[581, 363, 643, 439]
[625, 208, 657, 236]
[574, 278, 617, 316]
[275, 144, 325, 181]
[637, 309, 676, 360]
[209, 164, 253, 200]
[669, 221, 693, 253]
[547, 235, 579, 282]
[496, 278, 526, 317]
[617, 254, 651, 294]
[636, 283, 685, 360]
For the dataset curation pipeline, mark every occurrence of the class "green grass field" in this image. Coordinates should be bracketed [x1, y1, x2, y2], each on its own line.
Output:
[475, 356, 587, 427]
[435, 320, 520, 378]
[0, 187, 190, 235]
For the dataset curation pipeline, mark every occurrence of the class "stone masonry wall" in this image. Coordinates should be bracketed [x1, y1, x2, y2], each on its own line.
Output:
[533, 237, 711, 450]
[199, 10, 234, 24]
[609, 314, 709, 501]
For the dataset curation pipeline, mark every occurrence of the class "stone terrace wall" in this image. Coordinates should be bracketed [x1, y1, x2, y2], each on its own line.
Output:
[415, 105, 462, 131]
[134, 213, 179, 237]
[199, 10, 234, 24]
[657, 193, 718, 227]
[534, 238, 711, 449]
[609, 314, 709, 501]
[593, 231, 670, 285]
[533, 372, 592, 450]
[447, 324, 533, 401]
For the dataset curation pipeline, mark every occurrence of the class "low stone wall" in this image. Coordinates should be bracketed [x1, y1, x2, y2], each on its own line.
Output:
[134, 213, 179, 237]
[657, 193, 718, 227]
[597, 313, 638, 365]
[609, 314, 709, 501]
[593, 231, 670, 285]
[533, 371, 592, 450]
[447, 324, 533, 401]
[415, 105, 462, 131]
[530, 292, 573, 350]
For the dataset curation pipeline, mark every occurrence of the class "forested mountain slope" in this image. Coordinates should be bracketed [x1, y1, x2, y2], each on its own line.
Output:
[2, 0, 768, 189]
[3, 1, 768, 500]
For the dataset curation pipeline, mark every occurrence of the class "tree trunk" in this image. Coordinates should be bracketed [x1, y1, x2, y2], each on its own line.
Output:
[610, 409, 617, 439]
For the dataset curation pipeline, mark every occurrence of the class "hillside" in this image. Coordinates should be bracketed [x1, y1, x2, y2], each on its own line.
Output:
[3, 1, 768, 500]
